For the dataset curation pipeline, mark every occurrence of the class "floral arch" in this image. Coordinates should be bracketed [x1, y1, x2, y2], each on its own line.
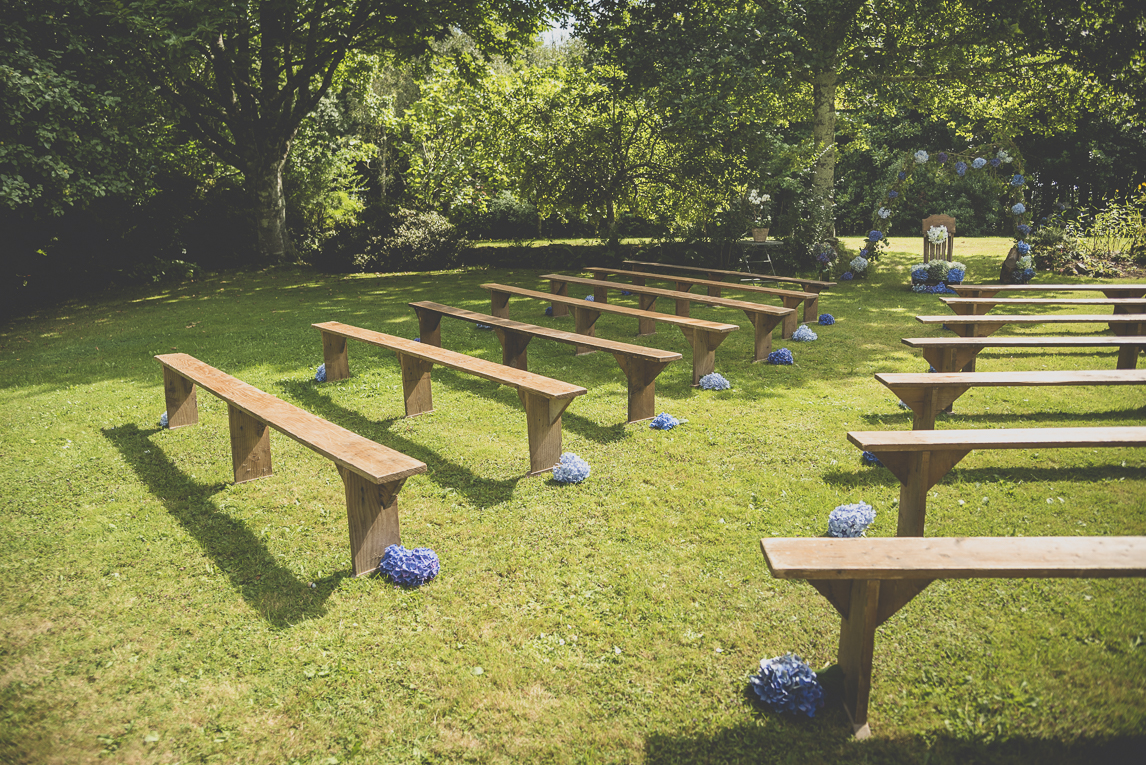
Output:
[842, 142, 1033, 288]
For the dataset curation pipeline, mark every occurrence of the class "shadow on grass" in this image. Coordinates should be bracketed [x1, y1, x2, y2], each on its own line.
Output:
[858, 407, 1146, 426]
[279, 379, 525, 504]
[102, 424, 340, 628]
[822, 463, 1140, 489]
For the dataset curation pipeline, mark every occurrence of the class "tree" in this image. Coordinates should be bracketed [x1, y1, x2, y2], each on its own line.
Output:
[107, 0, 571, 261]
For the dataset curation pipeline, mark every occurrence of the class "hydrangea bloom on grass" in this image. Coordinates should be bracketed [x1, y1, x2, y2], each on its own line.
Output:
[584, 295, 595, 301]
[159, 411, 168, 428]
[621, 290, 633, 296]
[699, 372, 731, 390]
[749, 654, 825, 717]
[545, 307, 554, 316]
[413, 337, 420, 342]
[842, 271, 854, 281]
[315, 363, 326, 383]
[828, 501, 876, 537]
[552, 452, 591, 483]
[862, 450, 884, 467]
[649, 412, 680, 430]
[378, 544, 440, 587]
[818, 314, 835, 325]
[792, 324, 818, 342]
[475, 323, 493, 330]
[766, 348, 794, 365]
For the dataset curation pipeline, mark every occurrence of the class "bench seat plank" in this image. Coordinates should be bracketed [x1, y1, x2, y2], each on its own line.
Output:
[408, 301, 680, 423]
[481, 282, 738, 385]
[622, 259, 836, 293]
[314, 321, 586, 475]
[760, 535, 1146, 738]
[156, 353, 426, 577]
[942, 297, 1146, 316]
[876, 369, 1146, 429]
[585, 266, 820, 322]
[544, 271, 794, 351]
[917, 312, 1146, 337]
[950, 283, 1146, 300]
[901, 335, 1146, 373]
[847, 426, 1146, 537]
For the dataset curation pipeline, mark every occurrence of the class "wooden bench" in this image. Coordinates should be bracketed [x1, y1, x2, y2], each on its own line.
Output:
[480, 283, 739, 386]
[875, 369, 1146, 429]
[155, 353, 427, 577]
[761, 535, 1146, 738]
[950, 283, 1146, 300]
[942, 297, 1146, 316]
[901, 336, 1146, 373]
[544, 272, 794, 350]
[314, 321, 586, 476]
[408, 301, 681, 423]
[847, 426, 1146, 537]
[917, 313, 1146, 339]
[622, 259, 835, 309]
[584, 266, 821, 323]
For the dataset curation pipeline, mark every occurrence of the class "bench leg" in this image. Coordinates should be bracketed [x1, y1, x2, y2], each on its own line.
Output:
[637, 295, 658, 336]
[746, 311, 784, 362]
[674, 280, 695, 294]
[838, 579, 880, 739]
[414, 307, 442, 347]
[679, 328, 728, 385]
[339, 466, 405, 577]
[162, 368, 198, 428]
[228, 404, 272, 483]
[322, 331, 351, 381]
[674, 298, 691, 317]
[804, 292, 819, 323]
[490, 290, 511, 320]
[594, 284, 608, 304]
[399, 353, 434, 416]
[705, 284, 722, 298]
[572, 307, 601, 355]
[520, 392, 574, 475]
[780, 298, 800, 338]
[549, 281, 569, 317]
[497, 328, 533, 369]
[1117, 343, 1141, 370]
[614, 355, 672, 423]
[878, 448, 968, 536]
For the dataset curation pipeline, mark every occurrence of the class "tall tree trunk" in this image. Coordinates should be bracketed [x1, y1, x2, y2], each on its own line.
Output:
[245, 150, 292, 262]
[811, 66, 838, 240]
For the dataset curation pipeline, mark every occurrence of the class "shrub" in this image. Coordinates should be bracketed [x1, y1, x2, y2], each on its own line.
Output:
[354, 208, 465, 272]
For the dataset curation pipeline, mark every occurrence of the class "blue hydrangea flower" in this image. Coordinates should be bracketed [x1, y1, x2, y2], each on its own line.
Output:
[1016, 241, 1031, 255]
[912, 284, 927, 292]
[749, 654, 825, 717]
[649, 412, 680, 430]
[850, 256, 869, 273]
[817, 314, 835, 325]
[621, 290, 633, 296]
[955, 161, 967, 176]
[1014, 267, 1036, 283]
[315, 363, 326, 383]
[947, 268, 965, 283]
[972, 157, 987, 169]
[792, 324, 818, 342]
[859, 249, 869, 258]
[378, 544, 440, 587]
[869, 230, 883, 242]
[990, 158, 1002, 167]
[929, 365, 937, 373]
[898, 399, 909, 409]
[699, 372, 732, 390]
[475, 323, 493, 330]
[887, 190, 899, 199]
[911, 265, 929, 282]
[829, 501, 876, 537]
[1017, 223, 1031, 236]
[766, 348, 794, 365]
[898, 170, 908, 180]
[584, 295, 595, 301]
[414, 337, 420, 342]
[1011, 174, 1024, 186]
[877, 207, 891, 219]
[937, 152, 948, 163]
[914, 150, 929, 164]
[552, 452, 591, 483]
[1011, 202, 1026, 214]
[159, 411, 168, 428]
[545, 306, 554, 316]
[998, 149, 1013, 163]
[861, 451, 884, 467]
[842, 271, 854, 281]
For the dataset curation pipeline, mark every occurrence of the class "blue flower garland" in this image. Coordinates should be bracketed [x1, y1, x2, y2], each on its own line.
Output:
[828, 501, 876, 537]
[315, 363, 326, 383]
[649, 412, 681, 430]
[817, 314, 835, 325]
[766, 348, 794, 365]
[378, 544, 440, 587]
[791, 324, 818, 342]
[699, 372, 731, 390]
[552, 452, 591, 483]
[749, 654, 825, 717]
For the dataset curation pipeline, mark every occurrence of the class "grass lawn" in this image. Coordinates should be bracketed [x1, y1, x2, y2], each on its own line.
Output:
[1, 237, 1144, 764]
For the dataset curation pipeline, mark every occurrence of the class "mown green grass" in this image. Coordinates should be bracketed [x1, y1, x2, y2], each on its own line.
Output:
[1, 238, 1144, 764]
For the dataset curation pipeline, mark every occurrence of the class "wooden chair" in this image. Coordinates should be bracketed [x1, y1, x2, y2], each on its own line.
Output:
[921, 214, 956, 262]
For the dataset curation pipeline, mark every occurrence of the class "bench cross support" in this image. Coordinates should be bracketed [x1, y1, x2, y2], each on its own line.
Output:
[891, 386, 969, 429]
[613, 355, 673, 423]
[163, 367, 199, 428]
[399, 353, 434, 416]
[520, 391, 574, 474]
[339, 466, 406, 577]
[678, 327, 728, 384]
[871, 449, 971, 536]
[228, 404, 273, 483]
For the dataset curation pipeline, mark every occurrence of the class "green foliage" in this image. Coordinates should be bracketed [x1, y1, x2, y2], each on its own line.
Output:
[353, 208, 466, 272]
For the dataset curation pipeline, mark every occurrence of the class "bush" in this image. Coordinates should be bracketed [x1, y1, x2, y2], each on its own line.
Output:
[353, 208, 465, 272]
